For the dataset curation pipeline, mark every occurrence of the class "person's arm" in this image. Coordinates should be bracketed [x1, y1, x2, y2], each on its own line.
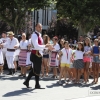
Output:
[1, 39, 8, 48]
[14, 38, 19, 49]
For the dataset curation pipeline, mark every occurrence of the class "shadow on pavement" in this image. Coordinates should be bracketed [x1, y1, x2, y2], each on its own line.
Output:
[46, 82, 61, 88]
[1, 76, 25, 80]
[63, 83, 82, 88]
[79, 83, 93, 88]
[90, 85, 100, 90]
[2, 88, 36, 97]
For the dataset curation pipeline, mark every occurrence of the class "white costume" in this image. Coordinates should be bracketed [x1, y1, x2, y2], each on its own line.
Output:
[1, 37, 8, 59]
[18, 40, 31, 66]
[0, 39, 4, 66]
[50, 43, 60, 66]
[4, 37, 19, 69]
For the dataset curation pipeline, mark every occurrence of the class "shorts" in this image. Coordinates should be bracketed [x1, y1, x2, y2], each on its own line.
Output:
[60, 63, 70, 68]
[43, 54, 49, 58]
[70, 64, 74, 68]
[93, 56, 100, 63]
[83, 57, 91, 62]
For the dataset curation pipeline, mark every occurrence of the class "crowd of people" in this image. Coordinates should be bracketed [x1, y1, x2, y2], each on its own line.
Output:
[0, 23, 100, 88]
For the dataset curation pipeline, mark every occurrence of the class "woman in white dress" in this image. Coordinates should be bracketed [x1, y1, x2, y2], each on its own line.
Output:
[51, 36, 60, 79]
[18, 33, 30, 77]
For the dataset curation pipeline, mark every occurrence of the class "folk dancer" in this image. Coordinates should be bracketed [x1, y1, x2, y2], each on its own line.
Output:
[1, 31, 8, 69]
[23, 23, 53, 89]
[18, 33, 31, 77]
[1, 31, 19, 75]
[0, 39, 4, 75]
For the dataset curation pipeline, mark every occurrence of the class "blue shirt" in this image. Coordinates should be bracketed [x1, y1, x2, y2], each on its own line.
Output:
[93, 46, 100, 54]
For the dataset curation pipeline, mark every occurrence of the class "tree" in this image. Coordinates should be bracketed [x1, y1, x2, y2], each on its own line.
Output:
[0, 0, 52, 34]
[56, 0, 100, 35]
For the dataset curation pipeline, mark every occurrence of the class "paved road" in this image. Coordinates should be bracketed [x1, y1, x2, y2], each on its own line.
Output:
[0, 71, 100, 100]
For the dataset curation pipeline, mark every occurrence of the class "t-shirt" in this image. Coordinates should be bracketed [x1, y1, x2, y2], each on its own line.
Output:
[84, 46, 92, 57]
[74, 50, 84, 60]
[61, 48, 72, 64]
[53, 43, 60, 51]
[92, 46, 100, 54]
[84, 46, 91, 52]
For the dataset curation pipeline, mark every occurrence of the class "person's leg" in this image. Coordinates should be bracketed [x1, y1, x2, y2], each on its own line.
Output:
[92, 62, 95, 83]
[74, 68, 77, 83]
[19, 67, 23, 76]
[71, 68, 75, 80]
[77, 69, 81, 83]
[66, 67, 70, 82]
[68, 68, 72, 80]
[86, 62, 90, 82]
[14, 61, 17, 72]
[0, 66, 3, 74]
[10, 56, 15, 75]
[23, 69, 34, 88]
[59, 66, 65, 84]
[41, 59, 44, 77]
[84, 62, 86, 82]
[22, 67, 27, 77]
[54, 68, 57, 76]
[84, 62, 90, 83]
[6, 56, 12, 75]
[44, 58, 49, 76]
[95, 63, 99, 84]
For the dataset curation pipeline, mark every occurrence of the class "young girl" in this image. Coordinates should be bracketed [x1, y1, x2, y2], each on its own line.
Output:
[0, 39, 4, 75]
[91, 39, 100, 84]
[73, 42, 84, 83]
[51, 36, 60, 79]
[83, 37, 92, 84]
[58, 41, 72, 84]
[41, 34, 50, 77]
[69, 45, 76, 82]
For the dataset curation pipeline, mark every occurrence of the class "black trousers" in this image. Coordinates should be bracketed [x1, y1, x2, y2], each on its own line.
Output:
[25, 53, 42, 86]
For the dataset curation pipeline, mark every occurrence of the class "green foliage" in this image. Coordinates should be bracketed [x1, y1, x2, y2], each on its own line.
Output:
[0, 0, 52, 34]
[56, 0, 100, 34]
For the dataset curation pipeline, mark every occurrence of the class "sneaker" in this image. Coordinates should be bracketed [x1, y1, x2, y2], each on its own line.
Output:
[19, 74, 23, 77]
[51, 75, 55, 78]
[54, 76, 58, 79]
[0, 72, 3, 76]
[59, 81, 62, 85]
[23, 75, 26, 78]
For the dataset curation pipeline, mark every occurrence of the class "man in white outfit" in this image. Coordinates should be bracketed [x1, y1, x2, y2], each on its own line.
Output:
[1, 31, 19, 75]
[1, 31, 8, 69]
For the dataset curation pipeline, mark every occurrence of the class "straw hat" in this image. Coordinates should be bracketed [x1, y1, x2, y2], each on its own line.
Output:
[7, 31, 14, 36]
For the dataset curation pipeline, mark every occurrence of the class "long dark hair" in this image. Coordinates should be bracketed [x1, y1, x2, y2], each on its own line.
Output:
[77, 42, 84, 52]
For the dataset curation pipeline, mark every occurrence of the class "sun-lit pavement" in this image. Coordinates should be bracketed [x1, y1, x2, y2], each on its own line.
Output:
[0, 71, 100, 100]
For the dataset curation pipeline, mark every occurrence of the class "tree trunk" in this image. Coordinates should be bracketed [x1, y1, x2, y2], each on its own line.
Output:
[14, 27, 18, 35]
[78, 24, 85, 37]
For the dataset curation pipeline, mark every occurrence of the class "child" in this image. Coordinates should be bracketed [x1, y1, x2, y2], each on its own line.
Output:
[91, 39, 100, 84]
[0, 39, 4, 75]
[83, 37, 92, 84]
[69, 45, 76, 82]
[58, 41, 72, 84]
[73, 42, 84, 83]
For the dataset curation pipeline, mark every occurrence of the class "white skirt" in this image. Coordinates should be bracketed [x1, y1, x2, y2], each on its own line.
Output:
[0, 49, 4, 66]
[26, 52, 32, 67]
